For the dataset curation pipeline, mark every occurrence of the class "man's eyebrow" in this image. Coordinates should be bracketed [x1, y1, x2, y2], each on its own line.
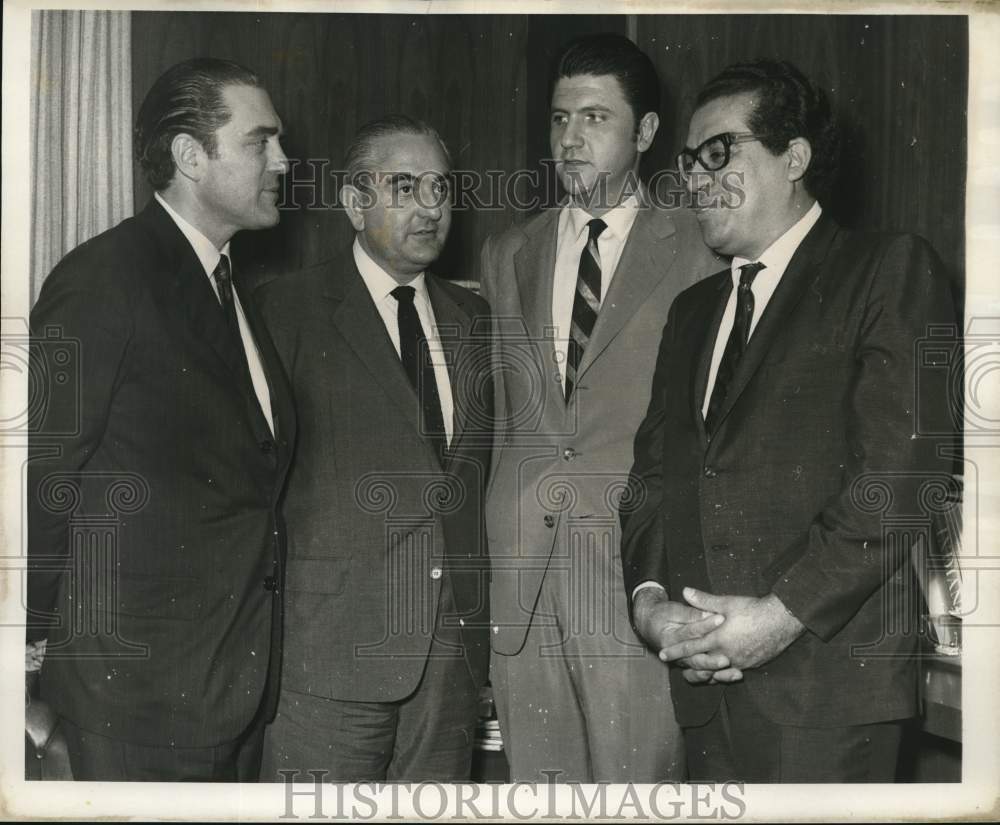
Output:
[386, 173, 416, 186]
[245, 125, 281, 139]
[550, 104, 615, 115]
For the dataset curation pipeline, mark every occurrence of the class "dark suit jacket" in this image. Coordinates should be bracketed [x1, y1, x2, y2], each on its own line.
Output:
[256, 254, 492, 702]
[621, 215, 957, 728]
[27, 199, 295, 748]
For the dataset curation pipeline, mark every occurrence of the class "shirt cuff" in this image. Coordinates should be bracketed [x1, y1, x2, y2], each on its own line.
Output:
[632, 580, 667, 601]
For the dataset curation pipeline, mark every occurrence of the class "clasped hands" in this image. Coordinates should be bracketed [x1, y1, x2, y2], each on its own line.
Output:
[633, 586, 805, 685]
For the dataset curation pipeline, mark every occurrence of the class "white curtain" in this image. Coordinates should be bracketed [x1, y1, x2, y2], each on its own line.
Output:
[30, 10, 133, 302]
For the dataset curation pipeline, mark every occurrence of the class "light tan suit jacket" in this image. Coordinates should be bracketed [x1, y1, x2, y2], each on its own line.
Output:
[480, 202, 720, 654]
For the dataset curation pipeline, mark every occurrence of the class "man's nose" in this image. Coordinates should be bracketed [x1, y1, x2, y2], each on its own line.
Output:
[685, 167, 712, 198]
[270, 141, 290, 174]
[420, 199, 444, 220]
[560, 118, 583, 149]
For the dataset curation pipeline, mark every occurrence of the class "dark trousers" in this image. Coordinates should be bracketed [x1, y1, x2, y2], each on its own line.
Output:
[684, 688, 905, 783]
[261, 582, 478, 782]
[61, 719, 264, 781]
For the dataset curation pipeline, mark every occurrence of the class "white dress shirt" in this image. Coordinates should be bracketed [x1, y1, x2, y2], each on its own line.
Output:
[552, 193, 641, 388]
[634, 201, 822, 601]
[155, 193, 274, 434]
[353, 239, 455, 446]
[701, 201, 823, 417]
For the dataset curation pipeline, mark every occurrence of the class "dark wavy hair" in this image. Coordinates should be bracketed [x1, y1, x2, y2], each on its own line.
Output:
[696, 59, 840, 202]
[551, 33, 660, 129]
[134, 58, 262, 191]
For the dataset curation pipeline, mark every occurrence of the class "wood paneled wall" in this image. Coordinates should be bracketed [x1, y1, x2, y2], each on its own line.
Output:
[634, 14, 967, 291]
[132, 12, 537, 281]
[131, 12, 966, 291]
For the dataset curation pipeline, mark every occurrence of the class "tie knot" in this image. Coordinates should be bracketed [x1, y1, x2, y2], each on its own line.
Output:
[213, 254, 232, 286]
[587, 218, 607, 243]
[738, 261, 765, 288]
[391, 285, 416, 305]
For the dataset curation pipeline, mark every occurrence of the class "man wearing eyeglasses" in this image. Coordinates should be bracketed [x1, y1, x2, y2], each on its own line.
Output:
[621, 59, 956, 782]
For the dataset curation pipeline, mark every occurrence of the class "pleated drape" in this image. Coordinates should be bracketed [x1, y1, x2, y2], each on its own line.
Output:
[30, 10, 133, 302]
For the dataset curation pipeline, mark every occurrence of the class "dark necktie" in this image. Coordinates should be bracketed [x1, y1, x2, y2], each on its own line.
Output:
[212, 254, 242, 339]
[566, 217, 607, 401]
[391, 285, 447, 462]
[704, 261, 766, 436]
[213, 254, 265, 423]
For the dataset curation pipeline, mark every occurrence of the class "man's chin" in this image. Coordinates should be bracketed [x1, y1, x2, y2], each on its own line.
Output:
[254, 209, 281, 229]
[407, 239, 444, 260]
[560, 179, 594, 200]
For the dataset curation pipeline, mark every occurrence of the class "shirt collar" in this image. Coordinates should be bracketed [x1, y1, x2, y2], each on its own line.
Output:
[352, 237, 426, 303]
[566, 191, 641, 244]
[155, 192, 231, 278]
[732, 201, 822, 280]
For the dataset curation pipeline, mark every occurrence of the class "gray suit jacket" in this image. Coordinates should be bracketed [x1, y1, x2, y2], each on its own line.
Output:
[257, 255, 493, 701]
[479, 204, 720, 654]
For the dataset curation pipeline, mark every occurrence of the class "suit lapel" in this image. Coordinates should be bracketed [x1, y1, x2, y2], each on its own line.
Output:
[426, 276, 473, 465]
[139, 202, 248, 383]
[577, 205, 677, 378]
[238, 285, 296, 449]
[513, 209, 562, 408]
[325, 258, 430, 449]
[691, 272, 732, 448]
[709, 215, 840, 436]
[139, 201, 275, 442]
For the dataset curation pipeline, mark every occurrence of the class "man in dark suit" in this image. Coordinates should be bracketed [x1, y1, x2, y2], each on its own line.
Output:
[258, 116, 492, 782]
[27, 58, 295, 780]
[480, 34, 719, 782]
[621, 59, 956, 782]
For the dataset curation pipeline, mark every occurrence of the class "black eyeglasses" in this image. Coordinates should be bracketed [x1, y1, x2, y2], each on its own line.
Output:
[676, 132, 763, 177]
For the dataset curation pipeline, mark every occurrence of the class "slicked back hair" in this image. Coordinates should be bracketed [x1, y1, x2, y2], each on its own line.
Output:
[343, 115, 452, 190]
[134, 57, 263, 191]
[695, 59, 840, 202]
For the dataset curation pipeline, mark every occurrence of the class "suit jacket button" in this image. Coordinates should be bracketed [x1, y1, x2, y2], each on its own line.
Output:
[260, 439, 274, 453]
[430, 567, 442, 580]
[263, 575, 277, 592]
[543, 515, 555, 528]
[703, 466, 717, 478]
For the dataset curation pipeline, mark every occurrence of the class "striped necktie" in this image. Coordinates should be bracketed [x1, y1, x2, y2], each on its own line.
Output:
[565, 218, 606, 401]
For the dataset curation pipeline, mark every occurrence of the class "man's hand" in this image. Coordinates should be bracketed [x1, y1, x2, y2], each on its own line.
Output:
[26, 640, 46, 701]
[26, 640, 46, 673]
[632, 587, 740, 681]
[660, 588, 805, 682]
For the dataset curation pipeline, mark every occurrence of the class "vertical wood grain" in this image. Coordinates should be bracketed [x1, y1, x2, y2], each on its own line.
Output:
[635, 14, 966, 285]
[131, 12, 966, 291]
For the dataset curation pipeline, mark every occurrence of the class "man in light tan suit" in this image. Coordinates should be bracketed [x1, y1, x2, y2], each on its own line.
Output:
[479, 33, 720, 782]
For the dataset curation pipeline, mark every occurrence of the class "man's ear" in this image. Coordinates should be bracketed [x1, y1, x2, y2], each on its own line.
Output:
[636, 112, 660, 154]
[171, 133, 208, 183]
[786, 137, 812, 184]
[341, 184, 367, 232]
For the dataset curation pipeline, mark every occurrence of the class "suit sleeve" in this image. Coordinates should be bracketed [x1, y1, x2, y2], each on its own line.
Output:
[477, 235, 510, 464]
[768, 234, 958, 641]
[27, 255, 133, 642]
[619, 301, 679, 609]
